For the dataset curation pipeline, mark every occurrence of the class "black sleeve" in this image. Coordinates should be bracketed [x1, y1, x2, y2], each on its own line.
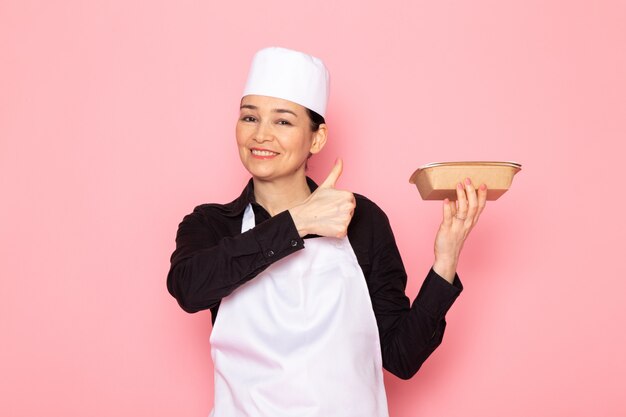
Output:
[366, 202, 463, 380]
[166, 206, 304, 313]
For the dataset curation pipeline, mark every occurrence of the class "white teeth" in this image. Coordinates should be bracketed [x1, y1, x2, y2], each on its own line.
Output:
[251, 149, 278, 156]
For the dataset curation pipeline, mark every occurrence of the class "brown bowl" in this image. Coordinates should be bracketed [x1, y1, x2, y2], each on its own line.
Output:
[409, 161, 522, 201]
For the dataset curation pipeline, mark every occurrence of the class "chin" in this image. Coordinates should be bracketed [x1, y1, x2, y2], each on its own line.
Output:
[240, 158, 307, 182]
[241, 163, 275, 181]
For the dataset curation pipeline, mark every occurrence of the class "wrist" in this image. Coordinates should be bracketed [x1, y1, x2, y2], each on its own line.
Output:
[288, 206, 309, 237]
[432, 257, 458, 284]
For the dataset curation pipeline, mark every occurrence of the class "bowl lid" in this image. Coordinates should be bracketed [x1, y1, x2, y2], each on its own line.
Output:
[418, 161, 522, 169]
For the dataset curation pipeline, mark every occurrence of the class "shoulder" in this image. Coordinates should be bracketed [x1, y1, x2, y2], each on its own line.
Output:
[348, 193, 394, 246]
[353, 193, 391, 224]
[179, 179, 251, 225]
[177, 196, 246, 232]
[348, 193, 401, 278]
[191, 198, 244, 219]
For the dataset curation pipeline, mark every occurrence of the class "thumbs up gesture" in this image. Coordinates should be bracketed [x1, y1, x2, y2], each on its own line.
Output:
[289, 159, 356, 238]
[319, 157, 344, 189]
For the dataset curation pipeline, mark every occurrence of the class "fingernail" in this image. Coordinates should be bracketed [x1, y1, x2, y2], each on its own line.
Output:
[465, 178, 471, 185]
[457, 183, 463, 190]
[480, 184, 487, 190]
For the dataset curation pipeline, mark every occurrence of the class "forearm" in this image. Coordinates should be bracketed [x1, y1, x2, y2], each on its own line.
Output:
[380, 268, 462, 379]
[167, 210, 303, 313]
[167, 236, 269, 313]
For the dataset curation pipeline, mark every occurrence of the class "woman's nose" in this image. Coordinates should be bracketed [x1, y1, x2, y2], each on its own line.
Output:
[253, 121, 274, 143]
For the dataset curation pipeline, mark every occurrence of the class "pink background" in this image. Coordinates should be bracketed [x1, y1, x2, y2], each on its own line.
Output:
[2, 1, 625, 416]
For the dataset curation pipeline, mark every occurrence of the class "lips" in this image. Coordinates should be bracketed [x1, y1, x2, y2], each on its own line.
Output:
[250, 148, 279, 158]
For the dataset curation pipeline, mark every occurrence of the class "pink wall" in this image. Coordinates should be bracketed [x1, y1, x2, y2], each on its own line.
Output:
[2, 1, 625, 416]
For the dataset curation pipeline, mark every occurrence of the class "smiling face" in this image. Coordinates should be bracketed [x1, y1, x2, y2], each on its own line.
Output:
[236, 95, 327, 182]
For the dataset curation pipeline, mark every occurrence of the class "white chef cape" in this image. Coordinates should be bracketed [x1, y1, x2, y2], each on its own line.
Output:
[208, 204, 389, 417]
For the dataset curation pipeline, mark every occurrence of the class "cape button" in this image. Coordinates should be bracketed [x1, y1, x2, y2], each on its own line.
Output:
[266, 250, 275, 257]
[290, 240, 298, 247]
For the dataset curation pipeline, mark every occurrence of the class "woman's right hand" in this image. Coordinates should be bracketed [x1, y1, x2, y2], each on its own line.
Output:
[289, 159, 356, 238]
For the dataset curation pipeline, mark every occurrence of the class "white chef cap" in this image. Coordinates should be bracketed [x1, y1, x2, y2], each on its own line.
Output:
[242, 47, 330, 118]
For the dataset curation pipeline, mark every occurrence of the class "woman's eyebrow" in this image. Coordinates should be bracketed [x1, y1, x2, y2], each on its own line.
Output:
[239, 104, 298, 118]
[273, 109, 298, 117]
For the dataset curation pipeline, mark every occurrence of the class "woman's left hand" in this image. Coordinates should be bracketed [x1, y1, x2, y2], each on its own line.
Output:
[432, 178, 487, 283]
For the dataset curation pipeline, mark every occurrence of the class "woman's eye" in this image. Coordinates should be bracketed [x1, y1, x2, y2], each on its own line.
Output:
[241, 116, 257, 122]
[277, 120, 292, 126]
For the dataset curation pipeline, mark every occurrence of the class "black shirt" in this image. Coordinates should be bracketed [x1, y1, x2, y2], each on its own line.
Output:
[167, 177, 463, 379]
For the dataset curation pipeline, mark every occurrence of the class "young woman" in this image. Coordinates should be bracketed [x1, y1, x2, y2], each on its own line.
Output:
[167, 46, 487, 417]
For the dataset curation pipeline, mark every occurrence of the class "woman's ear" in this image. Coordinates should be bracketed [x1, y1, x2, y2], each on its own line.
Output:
[309, 124, 328, 155]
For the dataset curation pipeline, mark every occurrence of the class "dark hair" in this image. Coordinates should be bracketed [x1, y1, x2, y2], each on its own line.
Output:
[305, 108, 326, 132]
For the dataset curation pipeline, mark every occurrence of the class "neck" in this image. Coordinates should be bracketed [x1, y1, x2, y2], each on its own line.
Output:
[253, 174, 312, 216]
